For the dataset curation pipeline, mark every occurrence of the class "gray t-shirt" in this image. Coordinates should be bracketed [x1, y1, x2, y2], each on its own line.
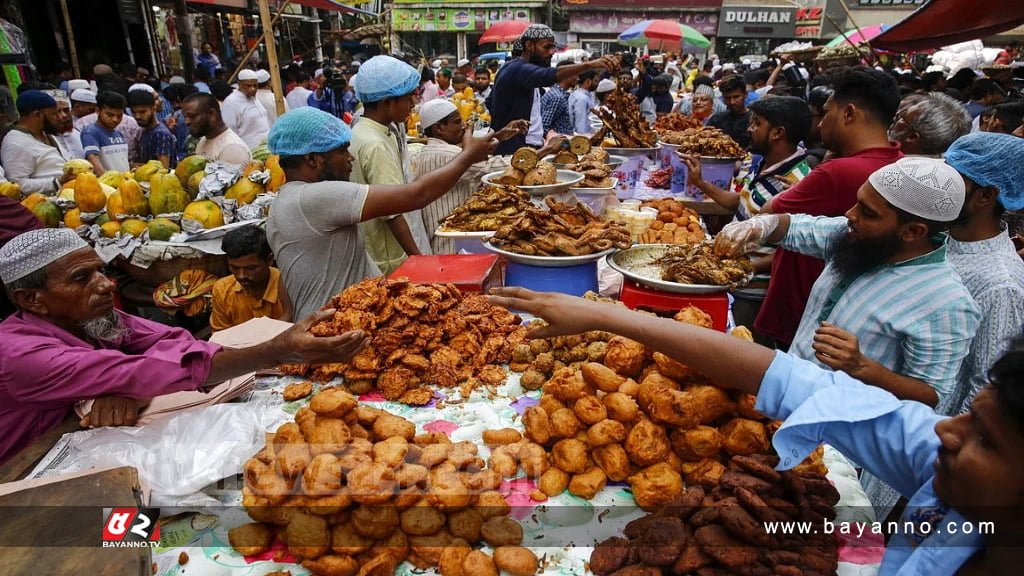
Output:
[266, 180, 381, 319]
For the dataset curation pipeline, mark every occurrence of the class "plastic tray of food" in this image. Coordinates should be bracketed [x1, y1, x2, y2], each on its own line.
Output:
[543, 154, 628, 171]
[483, 241, 616, 268]
[482, 169, 584, 196]
[606, 243, 752, 294]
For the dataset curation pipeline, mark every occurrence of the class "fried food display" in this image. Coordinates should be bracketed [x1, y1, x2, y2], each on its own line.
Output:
[661, 126, 745, 158]
[235, 388, 526, 576]
[638, 198, 705, 245]
[591, 454, 840, 576]
[438, 184, 532, 232]
[486, 196, 631, 257]
[567, 157, 614, 189]
[591, 91, 658, 148]
[278, 278, 526, 404]
[652, 112, 704, 133]
[282, 381, 314, 402]
[498, 148, 558, 186]
[656, 241, 754, 286]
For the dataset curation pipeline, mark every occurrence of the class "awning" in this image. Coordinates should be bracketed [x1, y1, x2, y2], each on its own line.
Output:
[186, 0, 376, 16]
[872, 0, 1024, 52]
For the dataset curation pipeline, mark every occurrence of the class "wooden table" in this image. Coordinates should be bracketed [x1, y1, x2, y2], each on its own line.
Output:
[0, 414, 81, 483]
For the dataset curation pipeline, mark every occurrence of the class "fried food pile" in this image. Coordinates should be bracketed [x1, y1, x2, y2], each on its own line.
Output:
[506, 307, 827, 512]
[590, 454, 839, 576]
[657, 241, 754, 286]
[639, 198, 705, 245]
[653, 112, 704, 133]
[662, 126, 745, 158]
[438, 184, 532, 232]
[233, 389, 540, 576]
[494, 147, 557, 186]
[644, 167, 672, 190]
[591, 91, 658, 148]
[486, 196, 631, 257]
[278, 278, 526, 404]
[552, 135, 598, 165]
[567, 147, 614, 189]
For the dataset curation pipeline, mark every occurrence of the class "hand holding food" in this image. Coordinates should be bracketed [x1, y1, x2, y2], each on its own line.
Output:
[713, 215, 781, 258]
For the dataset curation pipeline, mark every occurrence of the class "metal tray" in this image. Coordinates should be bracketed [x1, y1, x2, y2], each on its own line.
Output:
[483, 242, 616, 268]
[606, 243, 751, 294]
[482, 170, 584, 196]
[543, 154, 628, 170]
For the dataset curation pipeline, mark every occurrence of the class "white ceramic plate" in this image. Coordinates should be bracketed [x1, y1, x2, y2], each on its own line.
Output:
[606, 243, 751, 294]
[482, 170, 585, 196]
[483, 242, 616, 268]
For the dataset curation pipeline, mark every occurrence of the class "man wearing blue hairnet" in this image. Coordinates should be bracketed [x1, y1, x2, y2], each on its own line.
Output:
[264, 107, 496, 318]
[939, 132, 1024, 416]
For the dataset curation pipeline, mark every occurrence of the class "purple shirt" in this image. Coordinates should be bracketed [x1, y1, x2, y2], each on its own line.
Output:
[0, 310, 221, 464]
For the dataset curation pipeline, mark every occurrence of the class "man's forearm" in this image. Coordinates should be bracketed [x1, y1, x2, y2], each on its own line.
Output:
[388, 216, 421, 256]
[854, 360, 939, 406]
[204, 340, 283, 386]
[697, 180, 740, 210]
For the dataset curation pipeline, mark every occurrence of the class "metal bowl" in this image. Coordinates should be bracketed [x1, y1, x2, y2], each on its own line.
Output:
[482, 169, 585, 196]
[483, 241, 616, 267]
[606, 243, 751, 294]
[601, 145, 661, 159]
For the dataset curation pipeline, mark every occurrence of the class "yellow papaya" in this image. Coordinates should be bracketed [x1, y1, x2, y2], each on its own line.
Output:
[150, 173, 190, 215]
[174, 155, 208, 188]
[98, 170, 124, 188]
[63, 208, 83, 229]
[133, 160, 165, 183]
[21, 193, 48, 210]
[112, 178, 150, 217]
[224, 177, 263, 206]
[0, 181, 22, 200]
[100, 221, 122, 238]
[30, 201, 63, 228]
[147, 217, 181, 241]
[57, 187, 76, 201]
[63, 159, 93, 176]
[94, 212, 111, 226]
[74, 172, 106, 212]
[265, 155, 286, 192]
[182, 200, 224, 229]
[120, 219, 148, 237]
[241, 160, 265, 177]
[187, 171, 204, 198]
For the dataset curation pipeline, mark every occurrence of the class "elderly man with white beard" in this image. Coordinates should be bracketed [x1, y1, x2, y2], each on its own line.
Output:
[0, 229, 369, 466]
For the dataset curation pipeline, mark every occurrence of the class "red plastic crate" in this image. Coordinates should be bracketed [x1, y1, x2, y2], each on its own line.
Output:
[390, 255, 505, 293]
[618, 279, 729, 332]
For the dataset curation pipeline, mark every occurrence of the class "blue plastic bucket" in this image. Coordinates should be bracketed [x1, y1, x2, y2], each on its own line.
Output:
[505, 261, 599, 296]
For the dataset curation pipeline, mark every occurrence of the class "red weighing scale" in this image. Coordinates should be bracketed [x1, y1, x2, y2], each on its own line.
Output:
[390, 255, 505, 293]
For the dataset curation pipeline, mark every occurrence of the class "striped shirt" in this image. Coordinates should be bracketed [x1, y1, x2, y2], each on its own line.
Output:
[782, 215, 980, 402]
[733, 149, 812, 220]
[412, 137, 509, 254]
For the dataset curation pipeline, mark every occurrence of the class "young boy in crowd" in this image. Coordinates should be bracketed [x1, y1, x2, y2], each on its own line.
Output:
[127, 89, 177, 169]
[80, 91, 130, 175]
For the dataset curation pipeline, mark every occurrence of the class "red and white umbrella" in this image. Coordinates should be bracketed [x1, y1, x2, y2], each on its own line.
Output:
[478, 20, 531, 45]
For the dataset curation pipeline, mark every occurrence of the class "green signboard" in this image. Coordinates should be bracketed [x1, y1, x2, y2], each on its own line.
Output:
[392, 7, 533, 32]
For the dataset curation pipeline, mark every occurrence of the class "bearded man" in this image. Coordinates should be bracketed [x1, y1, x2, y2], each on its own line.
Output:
[0, 228, 370, 465]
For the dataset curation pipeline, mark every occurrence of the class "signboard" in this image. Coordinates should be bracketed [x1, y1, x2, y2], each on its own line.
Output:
[854, 0, 924, 5]
[392, 7, 534, 32]
[794, 0, 846, 39]
[568, 11, 719, 37]
[561, 0, 720, 7]
[718, 6, 797, 38]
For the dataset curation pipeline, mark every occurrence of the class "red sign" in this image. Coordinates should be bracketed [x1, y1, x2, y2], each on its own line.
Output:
[568, 11, 720, 36]
[562, 0, 721, 7]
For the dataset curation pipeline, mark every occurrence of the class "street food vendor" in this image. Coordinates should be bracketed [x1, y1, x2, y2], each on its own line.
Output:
[489, 286, 1024, 576]
[0, 228, 370, 465]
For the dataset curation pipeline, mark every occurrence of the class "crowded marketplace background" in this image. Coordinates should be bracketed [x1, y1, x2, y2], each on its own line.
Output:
[0, 1, 1024, 575]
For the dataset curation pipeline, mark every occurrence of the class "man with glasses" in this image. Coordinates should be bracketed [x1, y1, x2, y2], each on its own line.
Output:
[888, 92, 971, 157]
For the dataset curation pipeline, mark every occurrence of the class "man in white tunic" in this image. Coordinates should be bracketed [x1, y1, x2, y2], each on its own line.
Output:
[220, 69, 271, 149]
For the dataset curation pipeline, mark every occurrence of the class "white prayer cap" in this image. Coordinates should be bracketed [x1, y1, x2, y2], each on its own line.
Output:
[867, 157, 966, 222]
[0, 229, 90, 284]
[70, 89, 96, 104]
[722, 63, 736, 71]
[419, 99, 458, 130]
[238, 69, 258, 81]
[256, 69, 271, 84]
[432, 59, 442, 69]
[596, 79, 617, 94]
[695, 84, 714, 97]
[128, 83, 157, 95]
[314, 68, 324, 79]
[742, 59, 751, 66]
[458, 59, 470, 68]
[44, 89, 69, 105]
[711, 65, 722, 75]
[169, 75, 186, 85]
[67, 79, 90, 92]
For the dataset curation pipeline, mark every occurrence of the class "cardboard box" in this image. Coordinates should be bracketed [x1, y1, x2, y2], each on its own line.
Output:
[390, 255, 505, 293]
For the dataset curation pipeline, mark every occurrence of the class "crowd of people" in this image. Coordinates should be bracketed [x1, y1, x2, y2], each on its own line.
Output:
[0, 24, 1023, 574]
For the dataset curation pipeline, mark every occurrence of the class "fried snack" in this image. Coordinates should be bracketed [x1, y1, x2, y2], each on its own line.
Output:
[331, 522, 373, 555]
[550, 408, 583, 439]
[551, 438, 590, 474]
[487, 446, 517, 478]
[681, 458, 727, 487]
[569, 466, 608, 499]
[486, 197, 631, 257]
[522, 406, 553, 446]
[480, 516, 524, 547]
[283, 381, 314, 402]
[511, 147, 539, 171]
[694, 525, 762, 568]
[572, 394, 609, 425]
[554, 150, 578, 165]
[646, 387, 701, 430]
[228, 522, 275, 556]
[308, 418, 352, 456]
[522, 162, 555, 186]
[520, 369, 547, 391]
[398, 505, 446, 536]
[518, 442, 550, 478]
[720, 418, 771, 456]
[591, 443, 631, 482]
[286, 512, 330, 560]
[346, 462, 396, 505]
[602, 392, 639, 423]
[482, 428, 522, 446]
[303, 454, 344, 496]
[494, 546, 539, 576]
[445, 508, 484, 543]
[653, 113, 704, 133]
[475, 490, 512, 520]
[373, 413, 416, 442]
[603, 337, 646, 377]
[580, 362, 625, 392]
[586, 419, 627, 447]
[494, 166, 526, 187]
[408, 529, 454, 569]
[663, 126, 745, 158]
[569, 135, 592, 156]
[636, 516, 687, 566]
[671, 425, 723, 461]
[309, 387, 358, 418]
[351, 505, 400, 540]
[656, 241, 753, 287]
[462, 550, 499, 576]
[687, 384, 736, 424]
[625, 418, 671, 467]
[594, 91, 657, 148]
[590, 536, 631, 575]
[301, 554, 359, 576]
[538, 467, 571, 496]
[628, 462, 684, 511]
[438, 539, 472, 576]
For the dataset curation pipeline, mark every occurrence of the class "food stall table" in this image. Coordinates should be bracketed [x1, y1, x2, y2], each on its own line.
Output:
[619, 279, 730, 331]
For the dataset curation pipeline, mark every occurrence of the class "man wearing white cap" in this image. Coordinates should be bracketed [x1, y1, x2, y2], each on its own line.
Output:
[46, 90, 85, 160]
[255, 68, 288, 124]
[220, 69, 271, 149]
[0, 227, 369, 465]
[717, 157, 979, 412]
[70, 89, 98, 124]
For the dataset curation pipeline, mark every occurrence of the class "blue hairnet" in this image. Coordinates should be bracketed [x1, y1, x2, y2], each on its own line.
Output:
[945, 132, 1024, 211]
[354, 56, 419, 103]
[268, 107, 351, 157]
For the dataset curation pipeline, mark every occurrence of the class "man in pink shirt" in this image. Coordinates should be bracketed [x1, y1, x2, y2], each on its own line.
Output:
[0, 229, 369, 465]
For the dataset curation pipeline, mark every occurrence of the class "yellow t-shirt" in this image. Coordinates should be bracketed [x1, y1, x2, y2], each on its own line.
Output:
[210, 267, 288, 331]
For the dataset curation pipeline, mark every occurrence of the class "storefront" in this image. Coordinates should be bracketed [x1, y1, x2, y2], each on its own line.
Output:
[717, 5, 797, 60]
[561, 0, 721, 55]
[392, 1, 543, 60]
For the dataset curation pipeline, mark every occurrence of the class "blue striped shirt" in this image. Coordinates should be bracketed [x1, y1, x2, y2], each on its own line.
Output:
[781, 215, 981, 402]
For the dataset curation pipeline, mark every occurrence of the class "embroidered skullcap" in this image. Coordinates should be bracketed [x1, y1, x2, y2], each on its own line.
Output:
[419, 99, 458, 130]
[16, 90, 57, 114]
[67, 79, 90, 92]
[354, 55, 419, 103]
[237, 69, 258, 81]
[945, 132, 1024, 211]
[44, 89, 69, 105]
[0, 228, 90, 284]
[596, 79, 616, 94]
[70, 89, 96, 104]
[519, 24, 554, 42]
[268, 107, 352, 157]
[256, 69, 271, 84]
[867, 157, 965, 222]
[512, 39, 523, 52]
[695, 84, 714, 97]
[128, 83, 157, 95]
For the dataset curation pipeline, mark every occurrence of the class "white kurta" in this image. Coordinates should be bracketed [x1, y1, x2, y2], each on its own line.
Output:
[220, 90, 271, 149]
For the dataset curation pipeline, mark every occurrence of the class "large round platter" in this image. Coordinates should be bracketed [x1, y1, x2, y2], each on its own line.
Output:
[483, 242, 616, 267]
[542, 154, 629, 171]
[606, 243, 752, 294]
[601, 145, 661, 158]
[433, 228, 495, 239]
[482, 169, 584, 196]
